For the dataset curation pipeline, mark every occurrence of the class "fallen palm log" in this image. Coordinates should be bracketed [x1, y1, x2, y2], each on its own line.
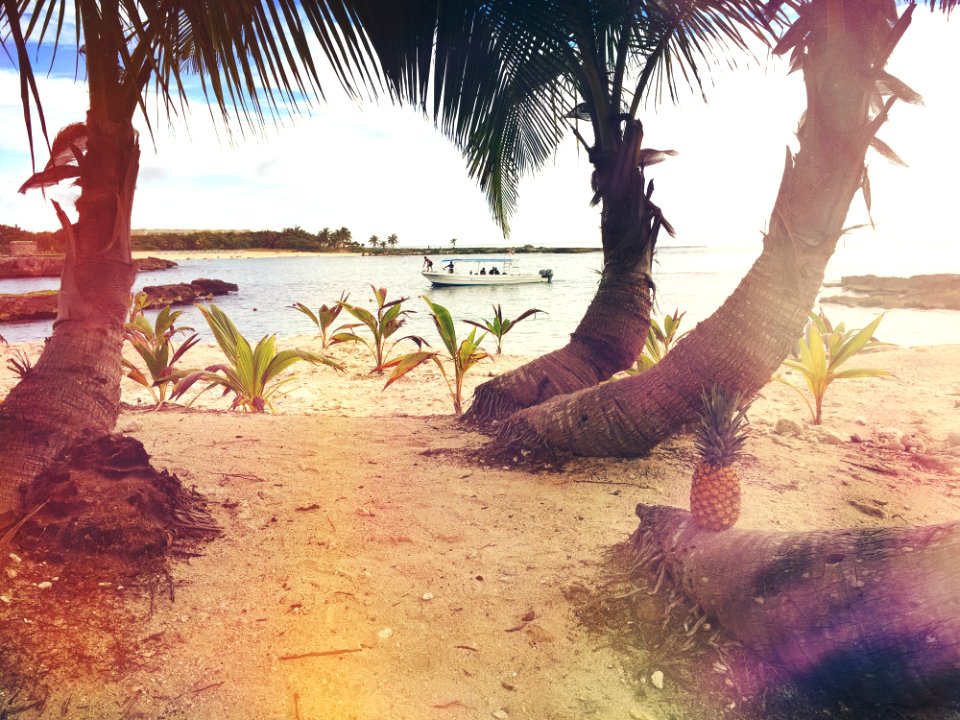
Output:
[624, 504, 960, 706]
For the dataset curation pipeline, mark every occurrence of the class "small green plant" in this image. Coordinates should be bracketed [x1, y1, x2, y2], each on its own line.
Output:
[333, 285, 426, 373]
[122, 293, 200, 404]
[464, 304, 544, 354]
[384, 296, 490, 415]
[777, 311, 892, 425]
[627, 309, 687, 374]
[173, 304, 342, 412]
[6, 349, 34, 379]
[291, 291, 349, 348]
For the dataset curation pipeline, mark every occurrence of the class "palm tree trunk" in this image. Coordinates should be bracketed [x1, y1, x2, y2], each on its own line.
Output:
[0, 115, 139, 517]
[465, 121, 663, 425]
[624, 504, 960, 705]
[494, 0, 912, 457]
[465, 261, 653, 423]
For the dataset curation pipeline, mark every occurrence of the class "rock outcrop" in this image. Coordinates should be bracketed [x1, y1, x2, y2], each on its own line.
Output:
[822, 274, 960, 311]
[0, 255, 177, 279]
[0, 278, 237, 323]
[0, 291, 57, 321]
[134, 256, 179, 273]
[139, 278, 238, 309]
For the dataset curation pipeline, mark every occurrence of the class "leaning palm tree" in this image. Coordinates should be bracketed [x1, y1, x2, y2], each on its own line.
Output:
[0, 1, 373, 519]
[495, 0, 956, 457]
[337, 0, 772, 424]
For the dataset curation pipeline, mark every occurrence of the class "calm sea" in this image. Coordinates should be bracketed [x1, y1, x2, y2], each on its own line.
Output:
[2, 245, 958, 352]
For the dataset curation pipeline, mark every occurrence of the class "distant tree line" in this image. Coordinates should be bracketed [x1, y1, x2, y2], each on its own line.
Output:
[0, 224, 364, 254]
[132, 226, 361, 252]
[0, 224, 64, 254]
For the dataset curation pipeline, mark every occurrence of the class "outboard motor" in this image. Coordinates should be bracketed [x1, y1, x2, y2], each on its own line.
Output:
[539, 268, 554, 283]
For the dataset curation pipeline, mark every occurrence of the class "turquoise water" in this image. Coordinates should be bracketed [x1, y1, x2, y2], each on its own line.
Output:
[2, 245, 958, 352]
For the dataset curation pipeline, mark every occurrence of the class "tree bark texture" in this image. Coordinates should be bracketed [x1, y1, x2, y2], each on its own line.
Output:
[465, 121, 664, 425]
[625, 504, 960, 705]
[465, 262, 653, 423]
[494, 0, 912, 457]
[0, 116, 139, 516]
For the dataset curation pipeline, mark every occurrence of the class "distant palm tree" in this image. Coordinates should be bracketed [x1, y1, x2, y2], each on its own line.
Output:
[449, 238, 457, 250]
[341, 1, 773, 424]
[0, 1, 378, 517]
[368, 235, 381, 250]
[387, 234, 399, 251]
[333, 227, 353, 249]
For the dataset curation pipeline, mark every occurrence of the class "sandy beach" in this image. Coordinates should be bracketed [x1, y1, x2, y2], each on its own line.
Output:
[1, 337, 959, 719]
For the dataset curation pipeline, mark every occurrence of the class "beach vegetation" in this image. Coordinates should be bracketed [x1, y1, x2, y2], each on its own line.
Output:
[333, 286, 427, 373]
[777, 311, 892, 425]
[464, 305, 544, 355]
[626, 309, 687, 374]
[384, 297, 489, 416]
[122, 293, 200, 404]
[5, 349, 34, 380]
[129, 226, 361, 253]
[291, 292, 350, 348]
[172, 304, 341, 413]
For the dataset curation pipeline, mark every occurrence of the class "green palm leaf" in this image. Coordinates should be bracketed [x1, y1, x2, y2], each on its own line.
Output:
[178, 304, 339, 412]
[778, 310, 892, 424]
[339, 0, 776, 231]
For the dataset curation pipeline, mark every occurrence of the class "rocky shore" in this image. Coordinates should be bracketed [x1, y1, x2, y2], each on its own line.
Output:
[0, 278, 238, 323]
[0, 255, 177, 279]
[823, 273, 960, 310]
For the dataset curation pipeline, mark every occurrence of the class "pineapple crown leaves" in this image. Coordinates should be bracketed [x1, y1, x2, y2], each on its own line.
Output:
[694, 384, 751, 467]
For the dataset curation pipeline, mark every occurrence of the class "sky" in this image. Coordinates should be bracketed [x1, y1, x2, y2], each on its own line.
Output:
[1, 10, 959, 255]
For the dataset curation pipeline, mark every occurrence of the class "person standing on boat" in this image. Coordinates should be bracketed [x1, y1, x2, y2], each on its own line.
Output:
[480, 267, 486, 275]
[445, 261, 455, 273]
[423, 256, 434, 270]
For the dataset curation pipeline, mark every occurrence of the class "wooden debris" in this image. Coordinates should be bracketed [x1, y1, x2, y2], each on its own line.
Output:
[279, 647, 363, 661]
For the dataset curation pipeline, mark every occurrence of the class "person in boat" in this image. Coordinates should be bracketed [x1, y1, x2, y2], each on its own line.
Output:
[423, 256, 434, 270]
[445, 261, 455, 273]
[489, 266, 500, 275]
[479, 267, 486, 275]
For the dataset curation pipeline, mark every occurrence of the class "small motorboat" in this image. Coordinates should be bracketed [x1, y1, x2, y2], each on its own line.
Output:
[422, 257, 553, 286]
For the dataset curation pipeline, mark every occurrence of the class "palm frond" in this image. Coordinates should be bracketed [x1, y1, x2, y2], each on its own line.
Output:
[2, 0, 382, 153]
[343, 0, 773, 231]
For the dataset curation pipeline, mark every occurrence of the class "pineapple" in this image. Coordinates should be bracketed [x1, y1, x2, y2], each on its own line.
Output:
[690, 384, 750, 530]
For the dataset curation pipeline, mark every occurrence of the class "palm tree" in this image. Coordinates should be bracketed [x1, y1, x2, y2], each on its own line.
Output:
[332, 227, 352, 249]
[387, 233, 399, 251]
[368, 235, 381, 251]
[338, 1, 772, 424]
[0, 1, 376, 518]
[449, 237, 457, 251]
[495, 0, 954, 457]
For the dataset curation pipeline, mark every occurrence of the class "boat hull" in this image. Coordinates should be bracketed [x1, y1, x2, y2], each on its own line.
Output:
[422, 271, 550, 286]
